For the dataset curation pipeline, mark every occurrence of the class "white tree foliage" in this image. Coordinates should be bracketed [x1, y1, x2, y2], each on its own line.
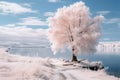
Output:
[47, 1, 104, 54]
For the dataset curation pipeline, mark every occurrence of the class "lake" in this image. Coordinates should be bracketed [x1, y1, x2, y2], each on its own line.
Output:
[7, 47, 120, 78]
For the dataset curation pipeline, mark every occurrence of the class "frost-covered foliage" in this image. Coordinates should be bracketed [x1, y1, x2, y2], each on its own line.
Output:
[48, 1, 104, 54]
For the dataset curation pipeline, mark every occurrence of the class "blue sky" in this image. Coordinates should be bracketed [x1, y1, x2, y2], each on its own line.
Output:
[0, 0, 120, 43]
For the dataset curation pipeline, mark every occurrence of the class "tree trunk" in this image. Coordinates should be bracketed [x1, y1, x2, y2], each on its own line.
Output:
[68, 26, 78, 62]
[72, 53, 78, 62]
[71, 47, 78, 62]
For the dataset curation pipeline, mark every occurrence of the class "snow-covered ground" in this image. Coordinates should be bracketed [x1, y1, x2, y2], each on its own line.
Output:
[0, 48, 119, 80]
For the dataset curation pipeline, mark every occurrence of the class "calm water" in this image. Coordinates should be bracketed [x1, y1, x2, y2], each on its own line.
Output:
[8, 47, 120, 78]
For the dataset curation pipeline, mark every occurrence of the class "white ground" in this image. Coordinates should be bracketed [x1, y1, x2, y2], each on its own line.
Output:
[0, 48, 119, 80]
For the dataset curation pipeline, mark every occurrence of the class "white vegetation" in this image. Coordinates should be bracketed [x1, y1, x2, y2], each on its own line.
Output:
[47, 1, 104, 61]
[0, 48, 119, 80]
[97, 42, 120, 53]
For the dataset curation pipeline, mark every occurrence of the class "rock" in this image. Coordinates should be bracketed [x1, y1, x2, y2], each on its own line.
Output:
[63, 59, 104, 71]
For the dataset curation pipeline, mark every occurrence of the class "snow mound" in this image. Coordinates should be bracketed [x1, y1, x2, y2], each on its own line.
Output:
[0, 48, 119, 80]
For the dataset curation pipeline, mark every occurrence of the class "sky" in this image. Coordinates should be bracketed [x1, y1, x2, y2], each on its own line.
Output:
[0, 0, 120, 46]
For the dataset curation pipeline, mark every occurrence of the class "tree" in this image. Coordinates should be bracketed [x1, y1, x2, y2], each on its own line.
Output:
[47, 1, 104, 62]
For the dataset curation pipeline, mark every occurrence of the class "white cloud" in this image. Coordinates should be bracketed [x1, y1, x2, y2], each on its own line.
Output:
[0, 26, 46, 37]
[0, 26, 48, 46]
[17, 17, 47, 26]
[96, 11, 110, 15]
[105, 18, 120, 24]
[22, 3, 31, 7]
[48, 0, 59, 3]
[0, 1, 36, 15]
[44, 12, 55, 17]
[118, 23, 120, 27]
[4, 24, 16, 27]
[102, 38, 110, 41]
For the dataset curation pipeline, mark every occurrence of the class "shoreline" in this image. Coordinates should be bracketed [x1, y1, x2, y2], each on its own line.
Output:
[0, 48, 119, 80]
